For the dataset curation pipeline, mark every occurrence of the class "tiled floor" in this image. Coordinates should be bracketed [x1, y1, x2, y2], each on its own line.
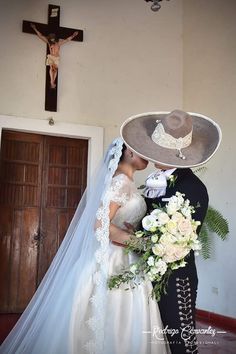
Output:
[196, 320, 236, 353]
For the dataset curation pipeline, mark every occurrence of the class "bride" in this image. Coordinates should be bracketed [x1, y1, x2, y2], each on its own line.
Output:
[0, 138, 170, 354]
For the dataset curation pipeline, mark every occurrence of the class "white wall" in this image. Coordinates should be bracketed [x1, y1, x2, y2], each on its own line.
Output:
[183, 0, 236, 317]
[0, 0, 183, 148]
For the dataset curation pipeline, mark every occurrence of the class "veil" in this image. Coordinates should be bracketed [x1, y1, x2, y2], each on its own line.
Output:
[0, 137, 124, 354]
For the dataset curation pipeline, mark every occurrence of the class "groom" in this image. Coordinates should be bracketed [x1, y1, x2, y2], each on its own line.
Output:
[144, 166, 208, 353]
[121, 109, 221, 353]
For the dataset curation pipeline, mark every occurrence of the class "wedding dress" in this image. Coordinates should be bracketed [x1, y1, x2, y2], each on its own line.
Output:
[0, 138, 170, 354]
[70, 173, 170, 354]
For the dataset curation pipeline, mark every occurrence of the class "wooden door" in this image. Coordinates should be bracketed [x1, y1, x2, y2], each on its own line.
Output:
[37, 136, 88, 283]
[0, 130, 88, 314]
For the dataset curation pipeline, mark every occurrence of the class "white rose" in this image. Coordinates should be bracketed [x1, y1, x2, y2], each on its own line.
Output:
[152, 244, 165, 257]
[150, 209, 162, 219]
[178, 219, 193, 236]
[142, 215, 159, 231]
[147, 256, 155, 266]
[155, 259, 167, 276]
[157, 212, 170, 225]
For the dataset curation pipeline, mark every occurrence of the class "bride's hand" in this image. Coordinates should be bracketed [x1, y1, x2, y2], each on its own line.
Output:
[123, 222, 135, 234]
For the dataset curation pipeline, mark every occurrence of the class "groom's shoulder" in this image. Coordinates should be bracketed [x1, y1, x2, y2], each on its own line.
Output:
[177, 168, 209, 203]
[178, 168, 207, 188]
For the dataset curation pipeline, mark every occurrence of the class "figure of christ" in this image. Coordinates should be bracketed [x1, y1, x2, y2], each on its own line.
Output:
[30, 23, 78, 88]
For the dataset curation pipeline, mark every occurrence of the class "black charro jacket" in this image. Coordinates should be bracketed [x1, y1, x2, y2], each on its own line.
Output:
[145, 168, 209, 234]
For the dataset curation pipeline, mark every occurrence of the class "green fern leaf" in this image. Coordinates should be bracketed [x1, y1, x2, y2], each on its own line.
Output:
[193, 166, 207, 176]
[199, 222, 212, 259]
[205, 206, 229, 240]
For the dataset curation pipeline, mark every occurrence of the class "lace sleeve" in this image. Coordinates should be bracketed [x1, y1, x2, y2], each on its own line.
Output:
[108, 174, 132, 207]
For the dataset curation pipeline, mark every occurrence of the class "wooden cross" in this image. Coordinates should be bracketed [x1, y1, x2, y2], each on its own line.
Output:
[22, 4, 83, 112]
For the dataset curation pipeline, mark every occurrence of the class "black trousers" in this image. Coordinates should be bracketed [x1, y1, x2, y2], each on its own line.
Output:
[153, 251, 199, 354]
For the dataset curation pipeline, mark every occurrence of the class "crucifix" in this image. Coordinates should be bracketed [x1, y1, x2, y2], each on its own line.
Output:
[22, 4, 83, 112]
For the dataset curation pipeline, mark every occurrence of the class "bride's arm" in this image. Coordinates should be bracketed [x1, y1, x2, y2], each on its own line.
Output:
[109, 201, 132, 245]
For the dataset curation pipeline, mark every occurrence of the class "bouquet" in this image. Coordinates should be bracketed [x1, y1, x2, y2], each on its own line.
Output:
[108, 192, 202, 301]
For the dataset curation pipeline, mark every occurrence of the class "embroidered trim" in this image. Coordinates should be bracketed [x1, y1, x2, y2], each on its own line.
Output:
[84, 137, 123, 354]
[176, 277, 198, 354]
[152, 122, 192, 150]
[152, 121, 192, 159]
[108, 175, 130, 206]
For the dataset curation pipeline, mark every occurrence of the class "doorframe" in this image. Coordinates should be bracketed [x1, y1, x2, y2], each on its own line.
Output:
[0, 115, 104, 184]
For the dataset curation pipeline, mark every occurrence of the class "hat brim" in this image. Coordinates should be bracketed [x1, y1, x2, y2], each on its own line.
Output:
[120, 111, 222, 168]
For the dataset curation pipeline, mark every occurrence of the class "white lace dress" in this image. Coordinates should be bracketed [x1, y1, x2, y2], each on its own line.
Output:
[71, 174, 170, 354]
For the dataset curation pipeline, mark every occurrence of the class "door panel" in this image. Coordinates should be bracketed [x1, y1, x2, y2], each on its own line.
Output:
[0, 131, 42, 313]
[37, 136, 88, 283]
[0, 131, 88, 314]
[10, 208, 39, 311]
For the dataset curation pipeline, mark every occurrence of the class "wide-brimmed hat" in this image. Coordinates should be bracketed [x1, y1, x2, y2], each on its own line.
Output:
[120, 110, 222, 168]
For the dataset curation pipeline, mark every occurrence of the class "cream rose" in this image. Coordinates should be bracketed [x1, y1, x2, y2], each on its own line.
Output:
[157, 212, 170, 225]
[162, 244, 190, 263]
[166, 220, 178, 235]
[159, 233, 177, 245]
[178, 219, 193, 236]
[171, 212, 184, 223]
[152, 244, 165, 257]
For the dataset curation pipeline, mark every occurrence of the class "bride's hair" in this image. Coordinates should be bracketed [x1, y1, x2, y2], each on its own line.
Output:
[119, 144, 127, 162]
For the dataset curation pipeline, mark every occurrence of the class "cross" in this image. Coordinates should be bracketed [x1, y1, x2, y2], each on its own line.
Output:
[22, 4, 83, 112]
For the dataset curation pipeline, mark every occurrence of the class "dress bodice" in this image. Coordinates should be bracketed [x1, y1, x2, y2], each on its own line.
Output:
[109, 174, 147, 229]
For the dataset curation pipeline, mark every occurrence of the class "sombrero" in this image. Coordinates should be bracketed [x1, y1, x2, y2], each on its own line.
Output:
[120, 110, 222, 168]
